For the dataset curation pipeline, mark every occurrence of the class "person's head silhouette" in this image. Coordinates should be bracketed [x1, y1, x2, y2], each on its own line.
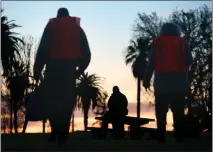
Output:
[57, 7, 69, 18]
[160, 23, 181, 37]
[113, 86, 120, 94]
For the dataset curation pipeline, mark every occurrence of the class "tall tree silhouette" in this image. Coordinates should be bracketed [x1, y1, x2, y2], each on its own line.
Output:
[125, 12, 163, 118]
[76, 72, 107, 131]
[1, 9, 25, 133]
[5, 61, 28, 134]
[124, 37, 150, 118]
[1, 9, 24, 76]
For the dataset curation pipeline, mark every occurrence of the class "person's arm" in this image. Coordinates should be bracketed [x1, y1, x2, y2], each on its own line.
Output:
[123, 95, 128, 109]
[33, 23, 50, 80]
[77, 28, 91, 75]
[107, 95, 113, 110]
[143, 45, 155, 89]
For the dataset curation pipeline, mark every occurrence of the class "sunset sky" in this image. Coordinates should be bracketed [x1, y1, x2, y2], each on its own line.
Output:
[1, 1, 212, 132]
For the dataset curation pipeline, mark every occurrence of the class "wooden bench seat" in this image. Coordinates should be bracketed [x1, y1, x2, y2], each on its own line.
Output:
[95, 116, 155, 126]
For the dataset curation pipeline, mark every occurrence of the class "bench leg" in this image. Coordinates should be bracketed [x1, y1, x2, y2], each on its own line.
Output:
[129, 124, 142, 140]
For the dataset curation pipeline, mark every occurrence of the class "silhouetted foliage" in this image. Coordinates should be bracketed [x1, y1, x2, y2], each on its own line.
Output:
[125, 14, 160, 118]
[76, 72, 108, 131]
[1, 34, 40, 133]
[1, 9, 24, 76]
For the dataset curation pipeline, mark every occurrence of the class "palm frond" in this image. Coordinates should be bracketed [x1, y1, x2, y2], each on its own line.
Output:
[1, 11, 24, 75]
[76, 71, 107, 115]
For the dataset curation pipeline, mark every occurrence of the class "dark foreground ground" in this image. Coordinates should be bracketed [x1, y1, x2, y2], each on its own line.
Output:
[2, 131, 212, 152]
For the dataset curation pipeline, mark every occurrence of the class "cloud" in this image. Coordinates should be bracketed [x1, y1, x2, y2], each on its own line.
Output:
[158, 11, 172, 17]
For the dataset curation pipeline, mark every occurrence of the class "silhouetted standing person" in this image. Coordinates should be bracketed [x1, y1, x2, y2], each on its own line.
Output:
[102, 86, 128, 139]
[143, 23, 193, 143]
[33, 8, 91, 144]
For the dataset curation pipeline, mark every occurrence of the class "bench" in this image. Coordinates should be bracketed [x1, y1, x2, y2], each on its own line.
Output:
[93, 116, 155, 140]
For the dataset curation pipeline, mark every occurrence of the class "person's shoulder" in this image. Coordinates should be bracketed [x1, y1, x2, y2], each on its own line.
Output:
[48, 18, 56, 25]
[120, 92, 127, 98]
[179, 37, 186, 44]
[179, 37, 189, 50]
[49, 17, 56, 21]
[109, 94, 113, 99]
[80, 27, 86, 35]
[80, 27, 86, 38]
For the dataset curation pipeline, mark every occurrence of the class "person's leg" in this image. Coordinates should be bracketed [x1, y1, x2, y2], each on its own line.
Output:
[48, 117, 57, 142]
[170, 94, 186, 142]
[43, 73, 77, 144]
[44, 92, 58, 142]
[120, 122, 125, 138]
[117, 116, 125, 139]
[57, 92, 76, 144]
[58, 109, 73, 144]
[112, 120, 119, 139]
[47, 98, 60, 142]
[155, 94, 169, 143]
[118, 123, 125, 139]
[111, 115, 124, 140]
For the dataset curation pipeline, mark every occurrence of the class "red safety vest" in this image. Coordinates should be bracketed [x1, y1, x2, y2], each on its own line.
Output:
[49, 16, 82, 59]
[153, 36, 187, 74]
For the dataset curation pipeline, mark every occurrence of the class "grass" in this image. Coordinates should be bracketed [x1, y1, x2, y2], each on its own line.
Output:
[2, 131, 212, 151]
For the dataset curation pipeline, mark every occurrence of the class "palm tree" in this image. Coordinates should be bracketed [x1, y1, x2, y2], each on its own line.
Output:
[1, 79, 13, 133]
[124, 37, 150, 118]
[1, 9, 24, 76]
[6, 61, 29, 134]
[76, 72, 107, 131]
[2, 9, 24, 134]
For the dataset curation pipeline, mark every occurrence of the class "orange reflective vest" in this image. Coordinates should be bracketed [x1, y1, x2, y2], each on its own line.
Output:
[153, 36, 187, 74]
[49, 16, 82, 59]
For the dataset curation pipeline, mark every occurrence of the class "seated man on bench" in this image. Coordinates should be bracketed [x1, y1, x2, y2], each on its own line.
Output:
[101, 86, 128, 139]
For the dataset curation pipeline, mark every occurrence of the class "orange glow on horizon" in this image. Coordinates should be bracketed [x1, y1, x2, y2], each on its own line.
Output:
[1, 109, 174, 134]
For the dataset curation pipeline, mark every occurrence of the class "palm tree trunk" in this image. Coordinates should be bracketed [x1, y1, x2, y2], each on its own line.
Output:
[72, 112, 75, 132]
[14, 101, 18, 134]
[10, 101, 13, 134]
[84, 108, 89, 131]
[42, 119, 46, 134]
[137, 78, 141, 118]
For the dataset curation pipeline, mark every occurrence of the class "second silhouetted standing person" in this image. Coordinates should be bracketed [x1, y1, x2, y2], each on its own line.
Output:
[143, 23, 193, 143]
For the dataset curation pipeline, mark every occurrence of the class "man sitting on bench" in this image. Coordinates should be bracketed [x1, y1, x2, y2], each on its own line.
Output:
[101, 86, 128, 139]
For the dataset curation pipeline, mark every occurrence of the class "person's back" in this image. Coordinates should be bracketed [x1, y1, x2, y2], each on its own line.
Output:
[108, 91, 128, 117]
[144, 23, 192, 95]
[33, 8, 91, 145]
[106, 86, 128, 139]
[143, 23, 193, 143]
[34, 12, 90, 79]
